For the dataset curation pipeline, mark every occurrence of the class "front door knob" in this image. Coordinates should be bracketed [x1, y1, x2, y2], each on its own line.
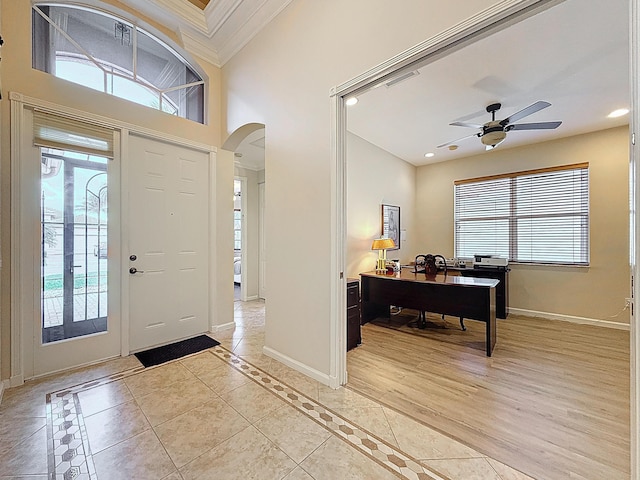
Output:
[129, 267, 144, 274]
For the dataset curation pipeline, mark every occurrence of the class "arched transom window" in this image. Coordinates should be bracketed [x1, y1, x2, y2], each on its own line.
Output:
[32, 3, 206, 124]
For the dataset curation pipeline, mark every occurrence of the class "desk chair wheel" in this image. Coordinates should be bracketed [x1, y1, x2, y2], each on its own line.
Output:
[460, 317, 466, 331]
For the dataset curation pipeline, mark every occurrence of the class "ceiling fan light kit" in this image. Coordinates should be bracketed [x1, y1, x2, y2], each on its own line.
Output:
[480, 121, 507, 147]
[438, 100, 562, 150]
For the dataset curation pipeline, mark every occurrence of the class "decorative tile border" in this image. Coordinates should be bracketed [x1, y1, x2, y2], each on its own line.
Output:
[208, 346, 449, 480]
[46, 390, 95, 480]
[45, 366, 145, 479]
[45, 349, 448, 480]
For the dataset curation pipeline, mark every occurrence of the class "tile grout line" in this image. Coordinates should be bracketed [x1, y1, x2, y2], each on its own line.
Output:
[45, 350, 451, 480]
[47, 389, 97, 479]
[45, 365, 145, 479]
[209, 346, 451, 480]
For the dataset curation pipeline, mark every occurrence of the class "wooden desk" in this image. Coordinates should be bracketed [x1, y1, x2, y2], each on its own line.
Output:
[360, 270, 499, 356]
[449, 267, 509, 319]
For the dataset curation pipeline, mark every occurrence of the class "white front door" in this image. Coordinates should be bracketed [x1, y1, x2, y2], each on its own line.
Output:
[127, 134, 210, 352]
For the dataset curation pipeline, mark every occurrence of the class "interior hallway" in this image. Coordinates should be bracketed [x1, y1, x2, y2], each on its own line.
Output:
[0, 299, 534, 480]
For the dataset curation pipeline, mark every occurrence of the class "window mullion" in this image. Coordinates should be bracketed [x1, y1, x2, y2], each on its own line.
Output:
[133, 26, 138, 81]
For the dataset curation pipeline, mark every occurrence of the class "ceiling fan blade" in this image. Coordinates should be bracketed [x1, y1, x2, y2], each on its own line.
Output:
[437, 133, 479, 148]
[508, 121, 562, 131]
[450, 121, 484, 129]
[500, 101, 551, 125]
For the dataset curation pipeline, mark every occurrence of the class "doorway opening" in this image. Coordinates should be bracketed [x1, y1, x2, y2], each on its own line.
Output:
[333, 0, 634, 477]
[222, 122, 266, 305]
[234, 178, 243, 301]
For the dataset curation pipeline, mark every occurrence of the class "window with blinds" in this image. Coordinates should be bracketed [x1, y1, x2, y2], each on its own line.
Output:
[33, 110, 114, 158]
[454, 163, 589, 265]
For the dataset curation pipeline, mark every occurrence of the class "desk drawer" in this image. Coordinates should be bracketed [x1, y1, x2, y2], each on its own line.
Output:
[347, 284, 359, 308]
[347, 279, 361, 350]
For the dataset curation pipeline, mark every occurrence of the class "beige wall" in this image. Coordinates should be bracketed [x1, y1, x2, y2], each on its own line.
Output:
[222, 0, 499, 376]
[0, 1, 225, 379]
[346, 133, 416, 278]
[416, 126, 630, 324]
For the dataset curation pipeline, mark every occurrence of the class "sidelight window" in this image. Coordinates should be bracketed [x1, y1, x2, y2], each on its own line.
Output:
[35, 110, 115, 343]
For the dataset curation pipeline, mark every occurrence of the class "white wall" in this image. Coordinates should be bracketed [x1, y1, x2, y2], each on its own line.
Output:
[221, 0, 499, 379]
[346, 133, 416, 278]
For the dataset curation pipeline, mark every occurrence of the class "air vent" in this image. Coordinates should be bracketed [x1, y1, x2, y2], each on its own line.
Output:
[384, 70, 420, 88]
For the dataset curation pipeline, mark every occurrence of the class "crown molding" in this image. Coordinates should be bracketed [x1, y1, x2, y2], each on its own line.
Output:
[180, 27, 221, 66]
[204, 0, 244, 37]
[121, 0, 293, 67]
[150, 0, 208, 32]
[216, 0, 294, 65]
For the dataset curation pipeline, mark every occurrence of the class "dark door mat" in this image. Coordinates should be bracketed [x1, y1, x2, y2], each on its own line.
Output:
[135, 335, 220, 368]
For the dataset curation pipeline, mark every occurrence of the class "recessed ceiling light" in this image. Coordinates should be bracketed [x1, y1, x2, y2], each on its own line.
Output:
[424, 152, 435, 158]
[608, 108, 629, 118]
[448, 145, 458, 151]
[345, 96, 358, 106]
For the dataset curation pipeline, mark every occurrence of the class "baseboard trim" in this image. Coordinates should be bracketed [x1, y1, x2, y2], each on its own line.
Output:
[210, 321, 235, 333]
[263, 346, 338, 388]
[510, 308, 630, 331]
[9, 374, 24, 388]
[245, 295, 259, 301]
[0, 379, 6, 404]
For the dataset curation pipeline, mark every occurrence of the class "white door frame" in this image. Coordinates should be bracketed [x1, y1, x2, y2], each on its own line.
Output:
[10, 93, 122, 380]
[331, 0, 638, 476]
[258, 181, 266, 299]
[630, 0, 639, 475]
[9, 92, 217, 382]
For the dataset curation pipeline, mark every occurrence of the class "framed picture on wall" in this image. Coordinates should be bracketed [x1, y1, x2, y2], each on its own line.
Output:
[381, 204, 400, 250]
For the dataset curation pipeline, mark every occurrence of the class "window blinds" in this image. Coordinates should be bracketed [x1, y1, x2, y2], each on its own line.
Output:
[454, 163, 589, 265]
[33, 110, 114, 158]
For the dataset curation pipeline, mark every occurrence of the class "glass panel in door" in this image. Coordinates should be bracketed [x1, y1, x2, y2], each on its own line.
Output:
[41, 148, 108, 343]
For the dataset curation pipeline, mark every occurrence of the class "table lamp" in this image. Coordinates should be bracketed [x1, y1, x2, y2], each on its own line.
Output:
[372, 238, 396, 273]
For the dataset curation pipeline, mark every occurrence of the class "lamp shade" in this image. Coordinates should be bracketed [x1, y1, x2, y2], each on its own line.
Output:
[372, 238, 396, 250]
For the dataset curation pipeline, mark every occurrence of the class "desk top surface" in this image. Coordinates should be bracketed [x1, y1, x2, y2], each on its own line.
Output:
[360, 269, 499, 288]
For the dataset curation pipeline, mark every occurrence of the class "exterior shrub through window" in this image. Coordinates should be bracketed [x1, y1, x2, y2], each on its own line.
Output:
[32, 3, 205, 124]
[454, 163, 589, 265]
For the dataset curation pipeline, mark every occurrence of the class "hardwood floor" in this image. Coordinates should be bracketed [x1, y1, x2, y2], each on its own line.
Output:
[346, 310, 630, 480]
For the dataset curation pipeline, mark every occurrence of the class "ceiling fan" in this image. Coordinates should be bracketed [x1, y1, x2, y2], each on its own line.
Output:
[437, 101, 562, 150]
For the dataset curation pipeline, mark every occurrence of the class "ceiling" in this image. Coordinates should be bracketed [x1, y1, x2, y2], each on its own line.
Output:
[123, 0, 629, 170]
[235, 128, 266, 171]
[346, 0, 630, 166]
[124, 0, 293, 66]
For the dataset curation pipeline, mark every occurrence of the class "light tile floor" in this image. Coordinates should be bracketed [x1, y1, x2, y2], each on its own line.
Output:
[0, 299, 534, 480]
